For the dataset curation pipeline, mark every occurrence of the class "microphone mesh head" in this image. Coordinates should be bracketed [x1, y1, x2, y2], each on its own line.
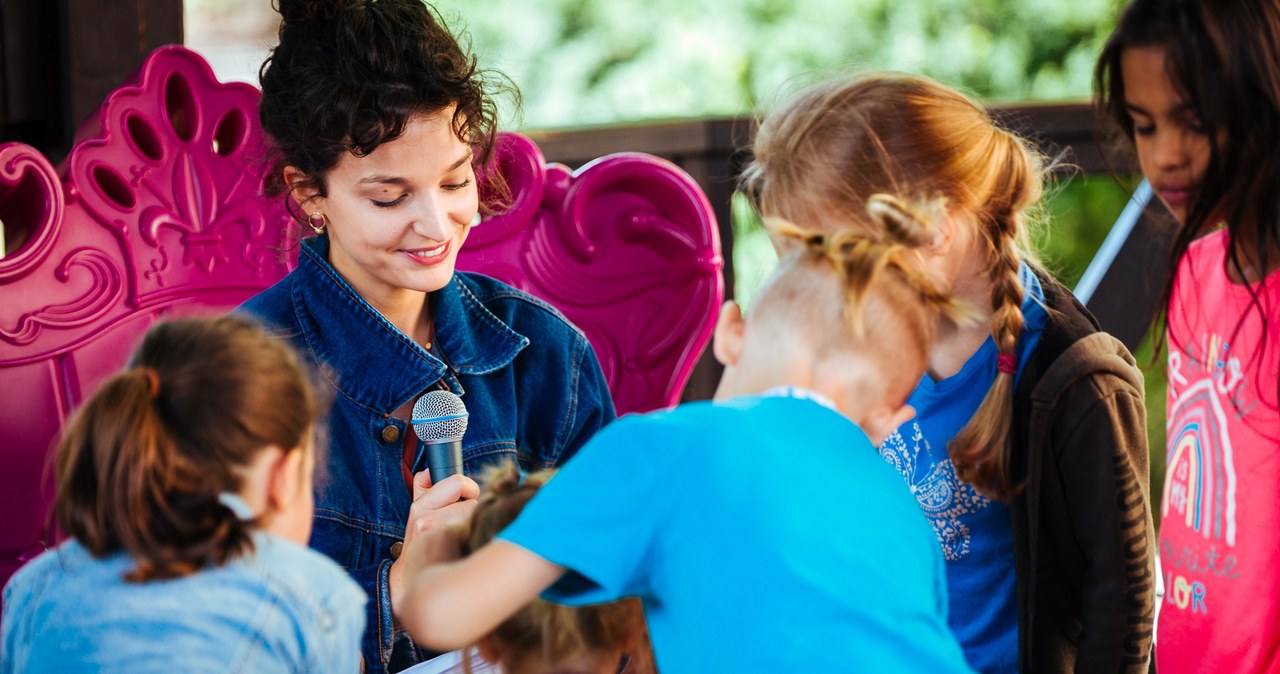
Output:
[412, 390, 469, 442]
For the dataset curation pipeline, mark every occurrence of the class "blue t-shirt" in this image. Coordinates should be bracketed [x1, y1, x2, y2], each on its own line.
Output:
[1, 533, 366, 674]
[501, 395, 975, 674]
[877, 263, 1047, 674]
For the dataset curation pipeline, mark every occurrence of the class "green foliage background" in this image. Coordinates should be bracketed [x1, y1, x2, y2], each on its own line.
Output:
[434, 0, 1127, 129]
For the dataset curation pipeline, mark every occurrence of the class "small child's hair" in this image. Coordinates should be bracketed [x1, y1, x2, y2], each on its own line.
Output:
[462, 461, 652, 674]
[742, 73, 1046, 499]
[767, 195, 974, 341]
[54, 315, 319, 582]
[758, 196, 975, 403]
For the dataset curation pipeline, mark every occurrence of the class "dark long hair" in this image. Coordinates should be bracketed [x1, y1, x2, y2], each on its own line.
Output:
[1095, 0, 1280, 387]
[259, 0, 517, 216]
[55, 316, 318, 581]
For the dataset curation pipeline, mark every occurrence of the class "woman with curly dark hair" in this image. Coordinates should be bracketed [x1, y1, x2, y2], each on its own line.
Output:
[240, 2, 615, 671]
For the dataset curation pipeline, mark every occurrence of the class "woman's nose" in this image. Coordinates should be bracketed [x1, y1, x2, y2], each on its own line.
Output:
[410, 197, 452, 241]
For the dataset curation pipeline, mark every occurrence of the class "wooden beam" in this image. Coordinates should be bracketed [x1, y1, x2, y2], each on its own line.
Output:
[62, 0, 183, 138]
[0, 0, 63, 153]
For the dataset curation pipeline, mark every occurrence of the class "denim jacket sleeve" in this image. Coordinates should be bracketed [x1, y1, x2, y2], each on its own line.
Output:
[550, 331, 616, 465]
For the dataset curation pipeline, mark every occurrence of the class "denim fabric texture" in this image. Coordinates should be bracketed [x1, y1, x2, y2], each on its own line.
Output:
[0, 533, 366, 674]
[238, 235, 615, 673]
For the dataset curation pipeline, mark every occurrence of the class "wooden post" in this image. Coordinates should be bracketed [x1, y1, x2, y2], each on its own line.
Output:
[0, 0, 182, 158]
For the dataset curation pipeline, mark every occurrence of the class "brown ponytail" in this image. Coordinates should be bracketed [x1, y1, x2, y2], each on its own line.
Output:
[54, 316, 318, 581]
[461, 461, 654, 674]
[744, 73, 1046, 500]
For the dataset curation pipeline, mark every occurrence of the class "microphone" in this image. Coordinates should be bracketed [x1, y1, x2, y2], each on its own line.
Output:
[411, 390, 469, 484]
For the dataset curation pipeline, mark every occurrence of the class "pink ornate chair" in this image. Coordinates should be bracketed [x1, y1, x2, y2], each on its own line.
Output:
[0, 46, 723, 595]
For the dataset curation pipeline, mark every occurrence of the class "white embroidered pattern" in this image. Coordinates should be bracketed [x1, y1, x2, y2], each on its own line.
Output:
[879, 421, 991, 561]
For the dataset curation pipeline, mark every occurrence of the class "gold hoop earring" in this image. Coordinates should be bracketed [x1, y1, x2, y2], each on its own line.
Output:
[307, 211, 327, 235]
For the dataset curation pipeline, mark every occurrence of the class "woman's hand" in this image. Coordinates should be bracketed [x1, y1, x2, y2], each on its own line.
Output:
[389, 472, 480, 617]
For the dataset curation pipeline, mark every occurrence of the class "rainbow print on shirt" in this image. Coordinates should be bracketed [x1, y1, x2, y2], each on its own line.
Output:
[1165, 341, 1240, 548]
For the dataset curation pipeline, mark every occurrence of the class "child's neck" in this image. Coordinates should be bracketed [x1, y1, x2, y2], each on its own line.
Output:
[927, 274, 995, 380]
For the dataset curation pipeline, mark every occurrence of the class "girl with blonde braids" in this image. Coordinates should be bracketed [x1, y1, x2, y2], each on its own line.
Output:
[397, 205, 978, 674]
[742, 72, 1156, 673]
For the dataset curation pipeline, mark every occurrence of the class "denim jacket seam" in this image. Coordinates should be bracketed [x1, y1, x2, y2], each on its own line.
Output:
[454, 279, 529, 374]
[550, 334, 587, 464]
[314, 507, 402, 540]
[469, 284, 589, 341]
[376, 558, 395, 668]
[463, 440, 520, 458]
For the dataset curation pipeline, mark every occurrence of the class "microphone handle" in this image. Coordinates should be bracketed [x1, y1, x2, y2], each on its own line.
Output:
[425, 439, 464, 484]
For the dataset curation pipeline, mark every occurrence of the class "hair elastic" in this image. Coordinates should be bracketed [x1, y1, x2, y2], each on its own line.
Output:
[996, 353, 1018, 375]
[137, 367, 161, 398]
[217, 492, 257, 521]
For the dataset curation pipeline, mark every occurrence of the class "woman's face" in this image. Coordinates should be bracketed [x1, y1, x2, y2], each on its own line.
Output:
[1120, 45, 1212, 224]
[299, 106, 479, 310]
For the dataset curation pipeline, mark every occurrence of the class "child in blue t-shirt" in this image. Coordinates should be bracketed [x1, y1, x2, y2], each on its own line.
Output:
[397, 204, 979, 674]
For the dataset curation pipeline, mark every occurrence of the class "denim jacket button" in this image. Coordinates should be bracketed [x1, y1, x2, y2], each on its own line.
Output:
[380, 424, 400, 443]
[389, 541, 404, 559]
[318, 612, 334, 631]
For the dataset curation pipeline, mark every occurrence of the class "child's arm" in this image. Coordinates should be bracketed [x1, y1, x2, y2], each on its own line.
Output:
[399, 530, 565, 651]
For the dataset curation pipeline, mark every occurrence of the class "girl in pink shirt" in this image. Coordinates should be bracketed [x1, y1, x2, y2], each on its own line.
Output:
[1096, 1, 1280, 671]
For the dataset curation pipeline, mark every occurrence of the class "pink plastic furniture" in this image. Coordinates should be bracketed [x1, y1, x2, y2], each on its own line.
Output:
[0, 45, 722, 596]
[462, 133, 723, 415]
[0, 46, 294, 598]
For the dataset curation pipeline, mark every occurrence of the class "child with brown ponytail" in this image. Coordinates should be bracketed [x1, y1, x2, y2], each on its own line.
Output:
[741, 72, 1156, 673]
[1, 316, 365, 674]
[396, 201, 980, 674]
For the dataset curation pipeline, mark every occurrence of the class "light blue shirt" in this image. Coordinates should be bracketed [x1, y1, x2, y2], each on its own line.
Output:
[878, 263, 1047, 674]
[1, 532, 366, 674]
[501, 395, 976, 674]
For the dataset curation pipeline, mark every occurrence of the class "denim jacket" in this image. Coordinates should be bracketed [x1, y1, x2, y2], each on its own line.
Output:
[1, 533, 366, 674]
[238, 235, 615, 673]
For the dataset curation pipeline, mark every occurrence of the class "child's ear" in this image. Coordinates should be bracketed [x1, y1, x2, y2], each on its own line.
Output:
[712, 301, 746, 367]
[862, 403, 916, 447]
[266, 446, 307, 512]
[283, 166, 321, 210]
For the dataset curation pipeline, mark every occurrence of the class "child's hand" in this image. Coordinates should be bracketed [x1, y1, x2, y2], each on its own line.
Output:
[392, 522, 466, 624]
[389, 472, 479, 617]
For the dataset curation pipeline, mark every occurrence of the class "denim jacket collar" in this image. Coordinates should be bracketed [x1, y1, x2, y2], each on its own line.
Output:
[293, 236, 529, 413]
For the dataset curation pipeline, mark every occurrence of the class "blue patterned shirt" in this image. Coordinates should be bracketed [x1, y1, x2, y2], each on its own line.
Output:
[878, 263, 1046, 674]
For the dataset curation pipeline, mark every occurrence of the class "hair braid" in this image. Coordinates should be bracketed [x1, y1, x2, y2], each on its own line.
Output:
[949, 198, 1028, 500]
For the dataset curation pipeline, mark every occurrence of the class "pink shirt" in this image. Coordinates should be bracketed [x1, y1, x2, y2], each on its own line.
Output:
[1159, 229, 1280, 673]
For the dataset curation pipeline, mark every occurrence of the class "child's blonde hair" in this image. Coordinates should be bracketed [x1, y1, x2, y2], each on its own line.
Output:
[741, 73, 1046, 499]
[759, 195, 976, 402]
[462, 461, 653, 674]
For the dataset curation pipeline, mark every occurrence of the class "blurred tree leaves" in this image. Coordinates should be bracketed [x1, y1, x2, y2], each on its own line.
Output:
[434, 0, 1128, 129]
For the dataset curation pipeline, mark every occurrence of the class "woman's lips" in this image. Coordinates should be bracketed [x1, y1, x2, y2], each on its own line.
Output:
[401, 241, 450, 265]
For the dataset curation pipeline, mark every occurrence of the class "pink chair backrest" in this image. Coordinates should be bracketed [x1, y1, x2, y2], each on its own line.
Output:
[461, 133, 723, 416]
[0, 45, 723, 596]
[0, 46, 293, 594]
